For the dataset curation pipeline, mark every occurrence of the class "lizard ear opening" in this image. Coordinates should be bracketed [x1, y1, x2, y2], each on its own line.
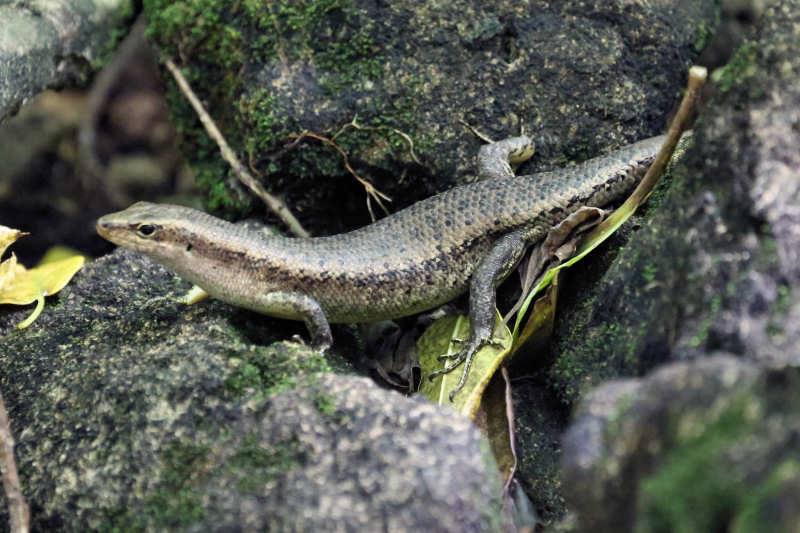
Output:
[136, 224, 156, 238]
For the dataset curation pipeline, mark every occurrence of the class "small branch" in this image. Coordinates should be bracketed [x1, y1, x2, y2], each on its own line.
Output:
[288, 131, 392, 221]
[581, 66, 707, 246]
[164, 58, 310, 238]
[0, 390, 29, 533]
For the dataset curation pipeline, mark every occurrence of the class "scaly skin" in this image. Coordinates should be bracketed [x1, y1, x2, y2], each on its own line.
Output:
[97, 134, 665, 398]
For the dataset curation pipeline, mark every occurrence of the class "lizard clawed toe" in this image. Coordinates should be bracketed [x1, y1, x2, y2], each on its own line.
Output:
[429, 351, 467, 379]
[427, 335, 496, 401]
[437, 350, 464, 361]
[436, 334, 503, 361]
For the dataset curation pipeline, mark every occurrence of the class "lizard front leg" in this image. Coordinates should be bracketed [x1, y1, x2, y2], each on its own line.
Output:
[476, 136, 535, 181]
[251, 291, 333, 351]
[429, 229, 530, 401]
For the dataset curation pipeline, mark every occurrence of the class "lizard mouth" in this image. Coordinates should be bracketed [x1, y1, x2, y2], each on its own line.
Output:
[96, 218, 110, 237]
[96, 216, 114, 240]
[95, 214, 130, 246]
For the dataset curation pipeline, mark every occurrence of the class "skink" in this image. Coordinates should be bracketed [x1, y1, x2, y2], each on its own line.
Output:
[97, 134, 665, 396]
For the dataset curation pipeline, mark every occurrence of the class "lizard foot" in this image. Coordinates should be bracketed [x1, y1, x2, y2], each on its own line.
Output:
[437, 337, 504, 360]
[428, 336, 495, 402]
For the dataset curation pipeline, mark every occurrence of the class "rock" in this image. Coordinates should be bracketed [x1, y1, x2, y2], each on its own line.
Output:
[552, 4, 800, 528]
[0, 249, 502, 531]
[561, 357, 800, 532]
[140, 0, 718, 224]
[547, 0, 800, 403]
[509, 379, 569, 524]
[512, 0, 800, 526]
[0, 0, 133, 122]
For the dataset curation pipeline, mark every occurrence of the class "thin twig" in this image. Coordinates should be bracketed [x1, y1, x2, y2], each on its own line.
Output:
[0, 390, 29, 533]
[334, 115, 422, 165]
[389, 128, 422, 165]
[501, 366, 518, 494]
[163, 58, 310, 238]
[288, 131, 392, 221]
[458, 119, 495, 144]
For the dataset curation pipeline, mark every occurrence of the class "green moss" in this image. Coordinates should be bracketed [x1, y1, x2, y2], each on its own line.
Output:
[641, 263, 658, 283]
[223, 343, 334, 400]
[635, 397, 759, 533]
[734, 460, 800, 533]
[711, 41, 760, 95]
[550, 318, 636, 403]
[688, 293, 722, 347]
[229, 433, 302, 493]
[98, 433, 304, 529]
[92, 1, 138, 69]
[147, 442, 211, 527]
[313, 391, 337, 416]
[316, 32, 385, 93]
[100, 441, 211, 531]
[693, 16, 717, 53]
[766, 283, 792, 337]
[143, 0, 430, 217]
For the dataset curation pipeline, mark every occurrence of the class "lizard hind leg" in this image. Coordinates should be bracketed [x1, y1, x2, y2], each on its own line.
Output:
[428, 229, 530, 401]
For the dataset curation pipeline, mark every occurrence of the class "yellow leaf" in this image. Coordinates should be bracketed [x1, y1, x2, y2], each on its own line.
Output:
[0, 225, 28, 257]
[37, 245, 84, 265]
[473, 372, 516, 484]
[512, 273, 559, 354]
[0, 229, 86, 329]
[0, 226, 28, 294]
[0, 255, 85, 305]
[0, 253, 25, 293]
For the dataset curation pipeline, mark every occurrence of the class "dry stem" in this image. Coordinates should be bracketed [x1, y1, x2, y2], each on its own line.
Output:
[0, 391, 29, 533]
[629, 65, 707, 207]
[164, 58, 310, 238]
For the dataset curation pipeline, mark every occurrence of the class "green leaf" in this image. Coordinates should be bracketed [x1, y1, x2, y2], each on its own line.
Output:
[417, 313, 511, 419]
[511, 273, 559, 355]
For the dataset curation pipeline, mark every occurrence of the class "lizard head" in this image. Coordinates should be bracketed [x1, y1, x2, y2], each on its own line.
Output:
[96, 201, 221, 263]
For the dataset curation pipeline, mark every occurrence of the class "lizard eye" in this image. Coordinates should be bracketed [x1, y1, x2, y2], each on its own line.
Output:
[136, 224, 156, 237]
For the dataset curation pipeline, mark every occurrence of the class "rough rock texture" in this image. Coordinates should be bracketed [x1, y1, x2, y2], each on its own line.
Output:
[140, 0, 718, 225]
[0, 249, 502, 531]
[547, 0, 800, 403]
[555, 1, 800, 530]
[509, 378, 568, 523]
[562, 357, 800, 532]
[0, 0, 133, 122]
